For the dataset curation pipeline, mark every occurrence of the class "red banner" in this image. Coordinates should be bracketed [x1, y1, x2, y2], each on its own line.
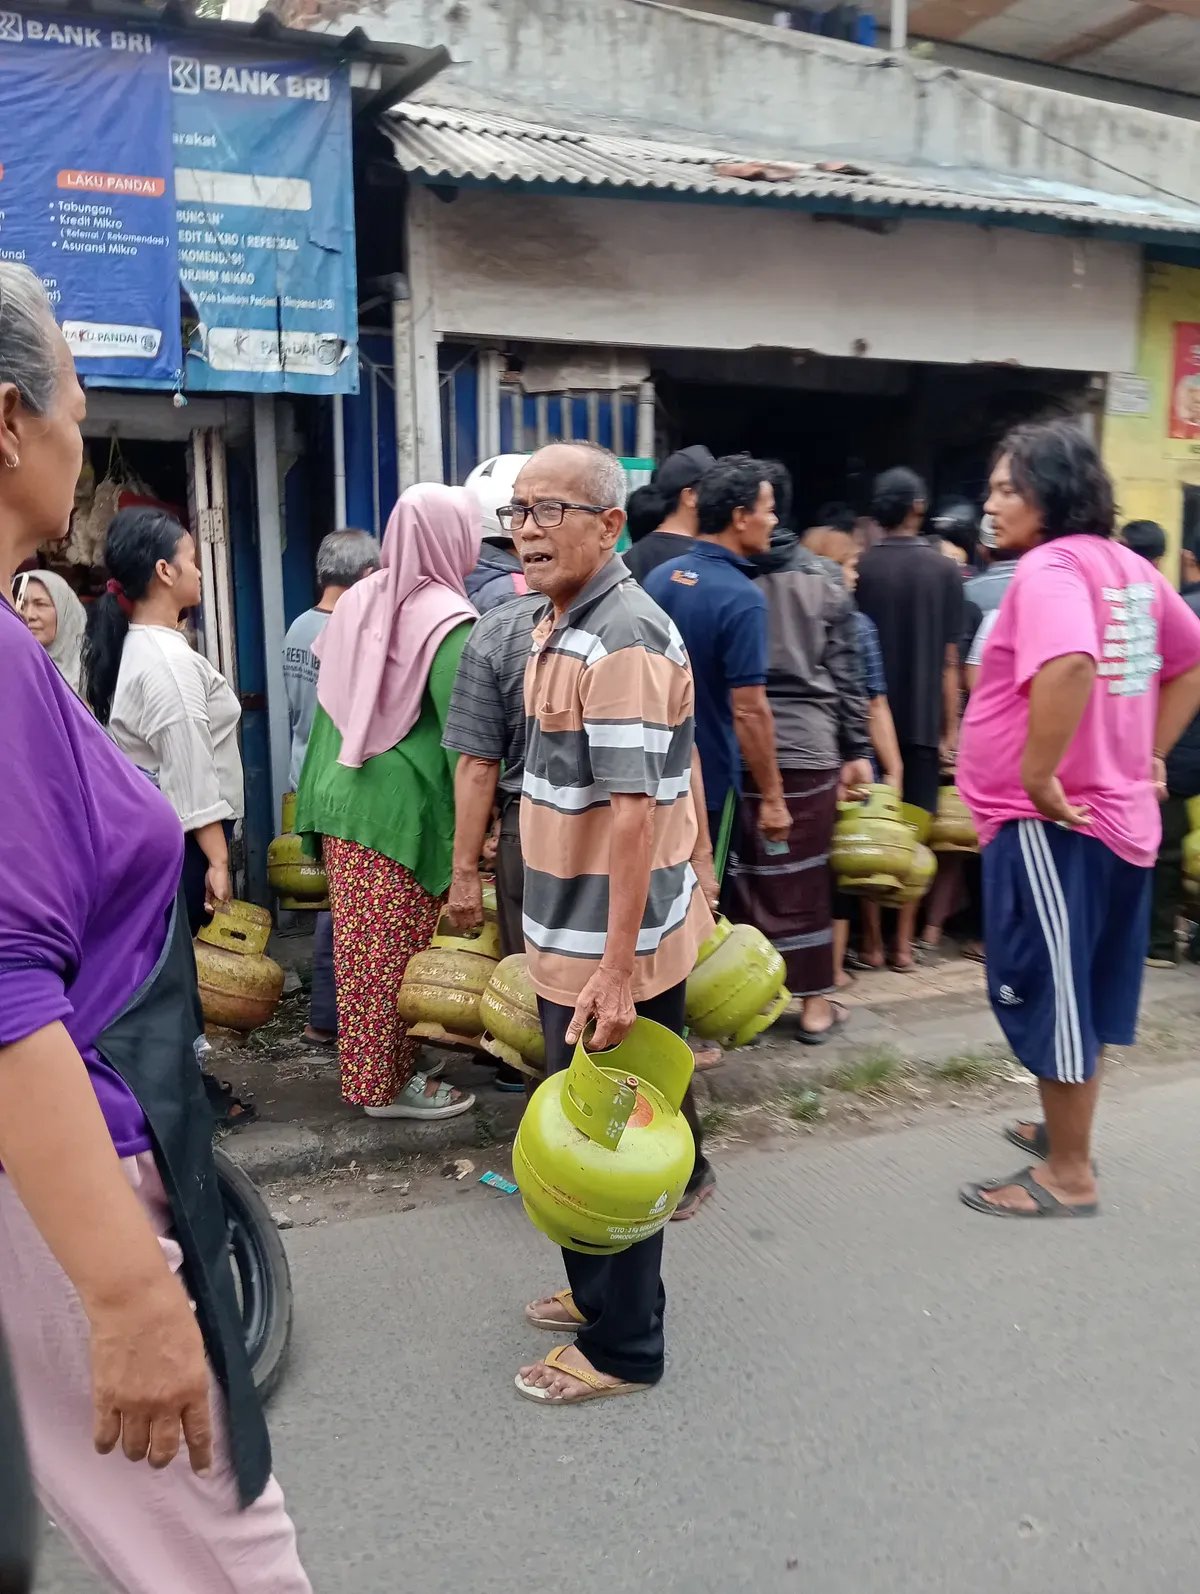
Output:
[1170, 322, 1200, 439]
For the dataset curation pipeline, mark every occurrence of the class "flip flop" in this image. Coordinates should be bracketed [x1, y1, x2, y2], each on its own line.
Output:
[845, 952, 884, 973]
[296, 1030, 337, 1052]
[515, 1344, 650, 1405]
[795, 1000, 850, 1047]
[688, 1040, 724, 1072]
[525, 1289, 588, 1331]
[1003, 1122, 1098, 1172]
[959, 1165, 1098, 1219]
[1004, 1121, 1049, 1159]
[670, 1165, 717, 1221]
[915, 939, 950, 963]
[203, 1074, 258, 1131]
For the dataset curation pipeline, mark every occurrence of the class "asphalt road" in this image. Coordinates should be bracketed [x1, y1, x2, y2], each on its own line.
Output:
[36, 1068, 1200, 1593]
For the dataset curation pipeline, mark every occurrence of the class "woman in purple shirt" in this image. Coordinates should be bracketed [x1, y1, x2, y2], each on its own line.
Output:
[0, 265, 310, 1589]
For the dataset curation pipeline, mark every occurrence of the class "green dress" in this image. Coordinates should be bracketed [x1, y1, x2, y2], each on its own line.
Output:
[294, 623, 471, 899]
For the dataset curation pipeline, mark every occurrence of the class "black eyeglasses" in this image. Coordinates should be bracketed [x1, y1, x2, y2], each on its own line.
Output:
[496, 500, 611, 532]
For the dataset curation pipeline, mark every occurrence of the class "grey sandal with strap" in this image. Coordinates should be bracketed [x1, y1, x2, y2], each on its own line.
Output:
[959, 1165, 1098, 1219]
[1004, 1122, 1097, 1172]
[1004, 1121, 1050, 1159]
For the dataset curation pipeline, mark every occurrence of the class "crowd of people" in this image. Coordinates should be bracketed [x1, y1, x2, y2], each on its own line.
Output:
[275, 423, 1200, 1383]
[8, 242, 1200, 1588]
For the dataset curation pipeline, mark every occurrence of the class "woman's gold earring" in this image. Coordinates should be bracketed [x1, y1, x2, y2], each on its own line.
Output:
[3, 455, 18, 469]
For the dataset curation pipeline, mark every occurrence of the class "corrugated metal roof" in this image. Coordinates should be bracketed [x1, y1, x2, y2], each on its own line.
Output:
[385, 101, 1200, 237]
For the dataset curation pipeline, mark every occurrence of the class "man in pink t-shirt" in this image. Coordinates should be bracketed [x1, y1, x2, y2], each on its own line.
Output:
[956, 421, 1200, 1219]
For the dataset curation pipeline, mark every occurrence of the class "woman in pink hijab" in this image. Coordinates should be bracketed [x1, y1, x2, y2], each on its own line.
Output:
[294, 484, 481, 1119]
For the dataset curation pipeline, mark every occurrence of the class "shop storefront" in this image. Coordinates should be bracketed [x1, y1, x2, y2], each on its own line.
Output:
[375, 105, 1200, 513]
[1102, 258, 1200, 578]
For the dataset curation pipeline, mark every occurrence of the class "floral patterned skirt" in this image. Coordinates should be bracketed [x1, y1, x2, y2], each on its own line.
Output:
[323, 837, 442, 1107]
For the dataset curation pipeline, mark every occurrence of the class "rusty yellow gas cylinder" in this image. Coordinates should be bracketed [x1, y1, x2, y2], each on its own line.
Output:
[396, 909, 501, 1049]
[194, 901, 284, 1035]
[929, 786, 979, 853]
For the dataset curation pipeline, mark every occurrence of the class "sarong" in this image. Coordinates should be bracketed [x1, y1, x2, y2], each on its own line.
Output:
[725, 768, 838, 997]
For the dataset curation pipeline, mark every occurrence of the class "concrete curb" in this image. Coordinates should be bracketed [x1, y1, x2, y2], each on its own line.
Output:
[217, 1092, 528, 1183]
[218, 1013, 1014, 1183]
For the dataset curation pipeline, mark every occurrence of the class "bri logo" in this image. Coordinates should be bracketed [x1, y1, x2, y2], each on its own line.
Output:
[670, 569, 699, 586]
[997, 984, 1022, 1007]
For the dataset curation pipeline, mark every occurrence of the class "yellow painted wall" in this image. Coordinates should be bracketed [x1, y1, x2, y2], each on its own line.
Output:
[1103, 261, 1200, 582]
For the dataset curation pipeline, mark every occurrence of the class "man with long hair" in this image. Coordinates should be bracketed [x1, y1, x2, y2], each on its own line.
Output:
[957, 422, 1200, 1217]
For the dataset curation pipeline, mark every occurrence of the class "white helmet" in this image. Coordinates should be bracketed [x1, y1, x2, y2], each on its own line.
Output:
[465, 454, 529, 542]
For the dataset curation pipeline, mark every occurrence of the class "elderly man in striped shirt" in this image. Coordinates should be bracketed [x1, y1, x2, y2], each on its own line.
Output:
[501, 442, 718, 1406]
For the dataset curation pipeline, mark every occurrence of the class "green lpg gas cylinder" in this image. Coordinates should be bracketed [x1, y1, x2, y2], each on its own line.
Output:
[513, 1018, 696, 1254]
[685, 917, 789, 1046]
[479, 954, 546, 1077]
[874, 841, 938, 908]
[830, 782, 917, 894]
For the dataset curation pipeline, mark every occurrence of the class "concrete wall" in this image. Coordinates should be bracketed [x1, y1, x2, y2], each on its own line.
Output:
[925, 39, 1200, 125]
[329, 0, 1200, 199]
[417, 187, 1141, 372]
[1103, 262, 1200, 574]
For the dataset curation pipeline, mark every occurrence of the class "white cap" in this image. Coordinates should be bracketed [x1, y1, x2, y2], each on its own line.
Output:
[464, 454, 530, 541]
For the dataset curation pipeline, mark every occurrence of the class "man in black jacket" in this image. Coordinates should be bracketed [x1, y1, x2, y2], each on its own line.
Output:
[856, 467, 964, 970]
[725, 486, 873, 1041]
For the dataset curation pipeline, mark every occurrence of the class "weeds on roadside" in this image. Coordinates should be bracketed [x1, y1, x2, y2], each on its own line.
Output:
[784, 1088, 826, 1123]
[699, 1102, 734, 1136]
[473, 1108, 500, 1147]
[827, 1048, 901, 1095]
[933, 1051, 997, 1085]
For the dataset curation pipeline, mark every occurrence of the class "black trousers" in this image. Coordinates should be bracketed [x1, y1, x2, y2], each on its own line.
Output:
[538, 979, 694, 1385]
[1150, 793, 1190, 960]
[495, 799, 525, 961]
[181, 821, 235, 938]
[309, 910, 337, 1034]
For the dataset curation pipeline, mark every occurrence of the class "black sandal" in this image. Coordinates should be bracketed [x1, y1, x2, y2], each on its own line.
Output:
[1004, 1121, 1049, 1159]
[959, 1165, 1098, 1219]
[795, 1000, 850, 1046]
[1003, 1122, 1097, 1172]
[203, 1072, 259, 1131]
[845, 952, 884, 973]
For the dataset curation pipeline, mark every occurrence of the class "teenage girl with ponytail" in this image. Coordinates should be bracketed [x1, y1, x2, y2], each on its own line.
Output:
[83, 507, 243, 936]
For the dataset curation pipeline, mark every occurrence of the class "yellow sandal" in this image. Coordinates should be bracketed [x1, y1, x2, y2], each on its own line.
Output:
[514, 1344, 650, 1404]
[524, 1289, 588, 1331]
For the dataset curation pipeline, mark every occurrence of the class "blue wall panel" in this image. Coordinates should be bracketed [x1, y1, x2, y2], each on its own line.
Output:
[228, 450, 272, 903]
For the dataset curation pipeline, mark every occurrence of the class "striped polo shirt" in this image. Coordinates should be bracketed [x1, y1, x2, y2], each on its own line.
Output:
[520, 555, 715, 1006]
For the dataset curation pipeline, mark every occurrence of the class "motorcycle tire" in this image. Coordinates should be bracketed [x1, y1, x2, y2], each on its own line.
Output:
[213, 1148, 294, 1403]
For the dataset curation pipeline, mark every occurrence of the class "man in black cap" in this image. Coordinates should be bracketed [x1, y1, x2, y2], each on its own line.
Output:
[623, 445, 715, 582]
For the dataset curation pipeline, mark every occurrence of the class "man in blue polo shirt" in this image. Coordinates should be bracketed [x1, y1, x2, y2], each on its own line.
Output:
[645, 454, 790, 854]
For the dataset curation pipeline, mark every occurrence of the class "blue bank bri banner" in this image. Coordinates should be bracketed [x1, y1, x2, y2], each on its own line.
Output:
[0, 13, 181, 385]
[170, 47, 358, 394]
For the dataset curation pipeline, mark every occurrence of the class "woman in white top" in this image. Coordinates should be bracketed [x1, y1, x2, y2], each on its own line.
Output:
[17, 567, 86, 695]
[83, 507, 243, 937]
